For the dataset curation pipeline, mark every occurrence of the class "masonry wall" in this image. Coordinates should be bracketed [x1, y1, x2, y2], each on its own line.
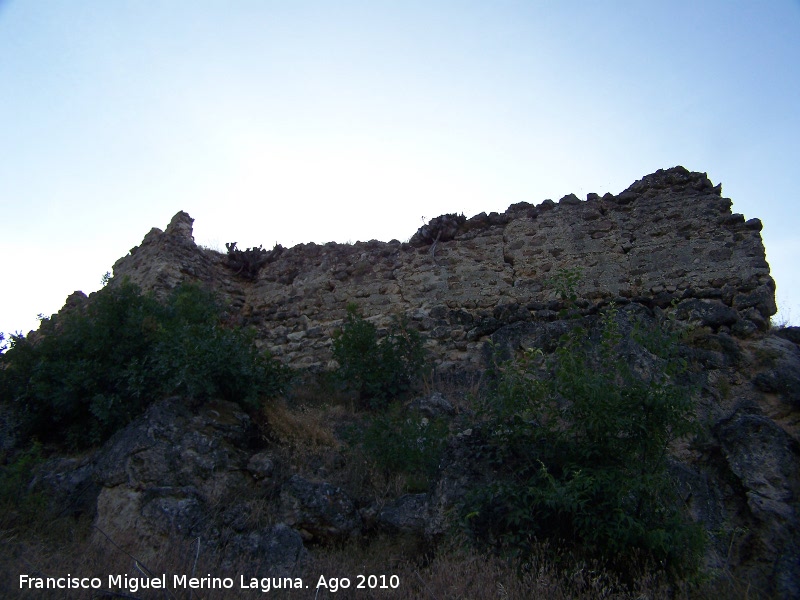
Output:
[112, 166, 775, 370]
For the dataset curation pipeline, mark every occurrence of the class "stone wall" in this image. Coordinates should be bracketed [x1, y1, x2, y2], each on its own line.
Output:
[112, 166, 775, 369]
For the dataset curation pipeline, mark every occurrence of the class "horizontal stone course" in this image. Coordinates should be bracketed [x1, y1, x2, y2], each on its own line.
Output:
[112, 166, 776, 369]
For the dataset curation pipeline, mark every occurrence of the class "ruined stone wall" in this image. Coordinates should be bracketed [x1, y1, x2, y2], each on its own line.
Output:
[112, 166, 775, 369]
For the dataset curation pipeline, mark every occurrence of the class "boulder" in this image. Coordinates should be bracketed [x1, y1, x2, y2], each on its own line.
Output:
[378, 493, 428, 535]
[775, 326, 800, 346]
[223, 524, 307, 577]
[247, 451, 276, 480]
[32, 456, 99, 519]
[410, 392, 456, 417]
[714, 411, 800, 598]
[279, 475, 359, 541]
[29, 396, 308, 572]
[751, 336, 800, 408]
[676, 298, 739, 329]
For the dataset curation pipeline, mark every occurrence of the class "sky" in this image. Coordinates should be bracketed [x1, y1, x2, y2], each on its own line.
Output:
[1, 1, 798, 338]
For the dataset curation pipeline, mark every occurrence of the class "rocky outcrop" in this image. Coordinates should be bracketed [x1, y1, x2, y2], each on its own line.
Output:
[32, 397, 306, 575]
[279, 475, 359, 541]
[111, 167, 775, 370]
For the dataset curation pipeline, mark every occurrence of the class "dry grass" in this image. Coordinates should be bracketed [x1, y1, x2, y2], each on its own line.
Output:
[1, 515, 763, 600]
[262, 401, 340, 452]
[2, 521, 303, 599]
[336, 443, 417, 503]
[303, 537, 716, 600]
[421, 369, 484, 415]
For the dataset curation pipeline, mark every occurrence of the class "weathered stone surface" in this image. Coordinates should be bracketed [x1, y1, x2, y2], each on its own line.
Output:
[775, 326, 800, 346]
[139, 486, 206, 536]
[32, 456, 99, 518]
[279, 475, 359, 541]
[409, 213, 467, 246]
[378, 493, 428, 534]
[38, 396, 306, 569]
[750, 336, 800, 408]
[676, 298, 739, 329]
[714, 411, 800, 598]
[715, 413, 798, 517]
[222, 524, 307, 577]
[409, 392, 456, 417]
[110, 166, 775, 370]
[426, 425, 498, 539]
[247, 451, 276, 480]
[165, 210, 195, 241]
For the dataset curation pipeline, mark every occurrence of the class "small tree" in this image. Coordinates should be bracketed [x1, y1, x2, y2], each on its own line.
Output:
[332, 304, 426, 410]
[466, 304, 704, 579]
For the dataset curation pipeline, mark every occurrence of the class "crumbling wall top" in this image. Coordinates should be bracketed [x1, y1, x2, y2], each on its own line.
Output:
[111, 167, 776, 369]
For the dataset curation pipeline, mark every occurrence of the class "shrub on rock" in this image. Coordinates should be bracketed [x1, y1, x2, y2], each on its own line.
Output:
[332, 304, 426, 410]
[0, 281, 290, 449]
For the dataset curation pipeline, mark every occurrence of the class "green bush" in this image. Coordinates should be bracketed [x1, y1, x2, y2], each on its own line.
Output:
[150, 284, 290, 408]
[345, 403, 448, 493]
[0, 281, 290, 449]
[465, 305, 704, 580]
[332, 304, 427, 409]
[0, 442, 44, 504]
[0, 442, 47, 529]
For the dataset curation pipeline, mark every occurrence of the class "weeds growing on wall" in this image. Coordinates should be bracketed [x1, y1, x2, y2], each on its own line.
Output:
[464, 295, 704, 580]
[0, 280, 290, 449]
[332, 304, 427, 410]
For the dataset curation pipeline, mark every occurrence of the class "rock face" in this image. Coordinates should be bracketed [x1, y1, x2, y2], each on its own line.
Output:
[51, 397, 307, 576]
[112, 167, 774, 370]
[280, 475, 359, 541]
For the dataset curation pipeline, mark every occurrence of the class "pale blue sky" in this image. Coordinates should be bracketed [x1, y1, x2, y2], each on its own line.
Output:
[1, 1, 798, 337]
